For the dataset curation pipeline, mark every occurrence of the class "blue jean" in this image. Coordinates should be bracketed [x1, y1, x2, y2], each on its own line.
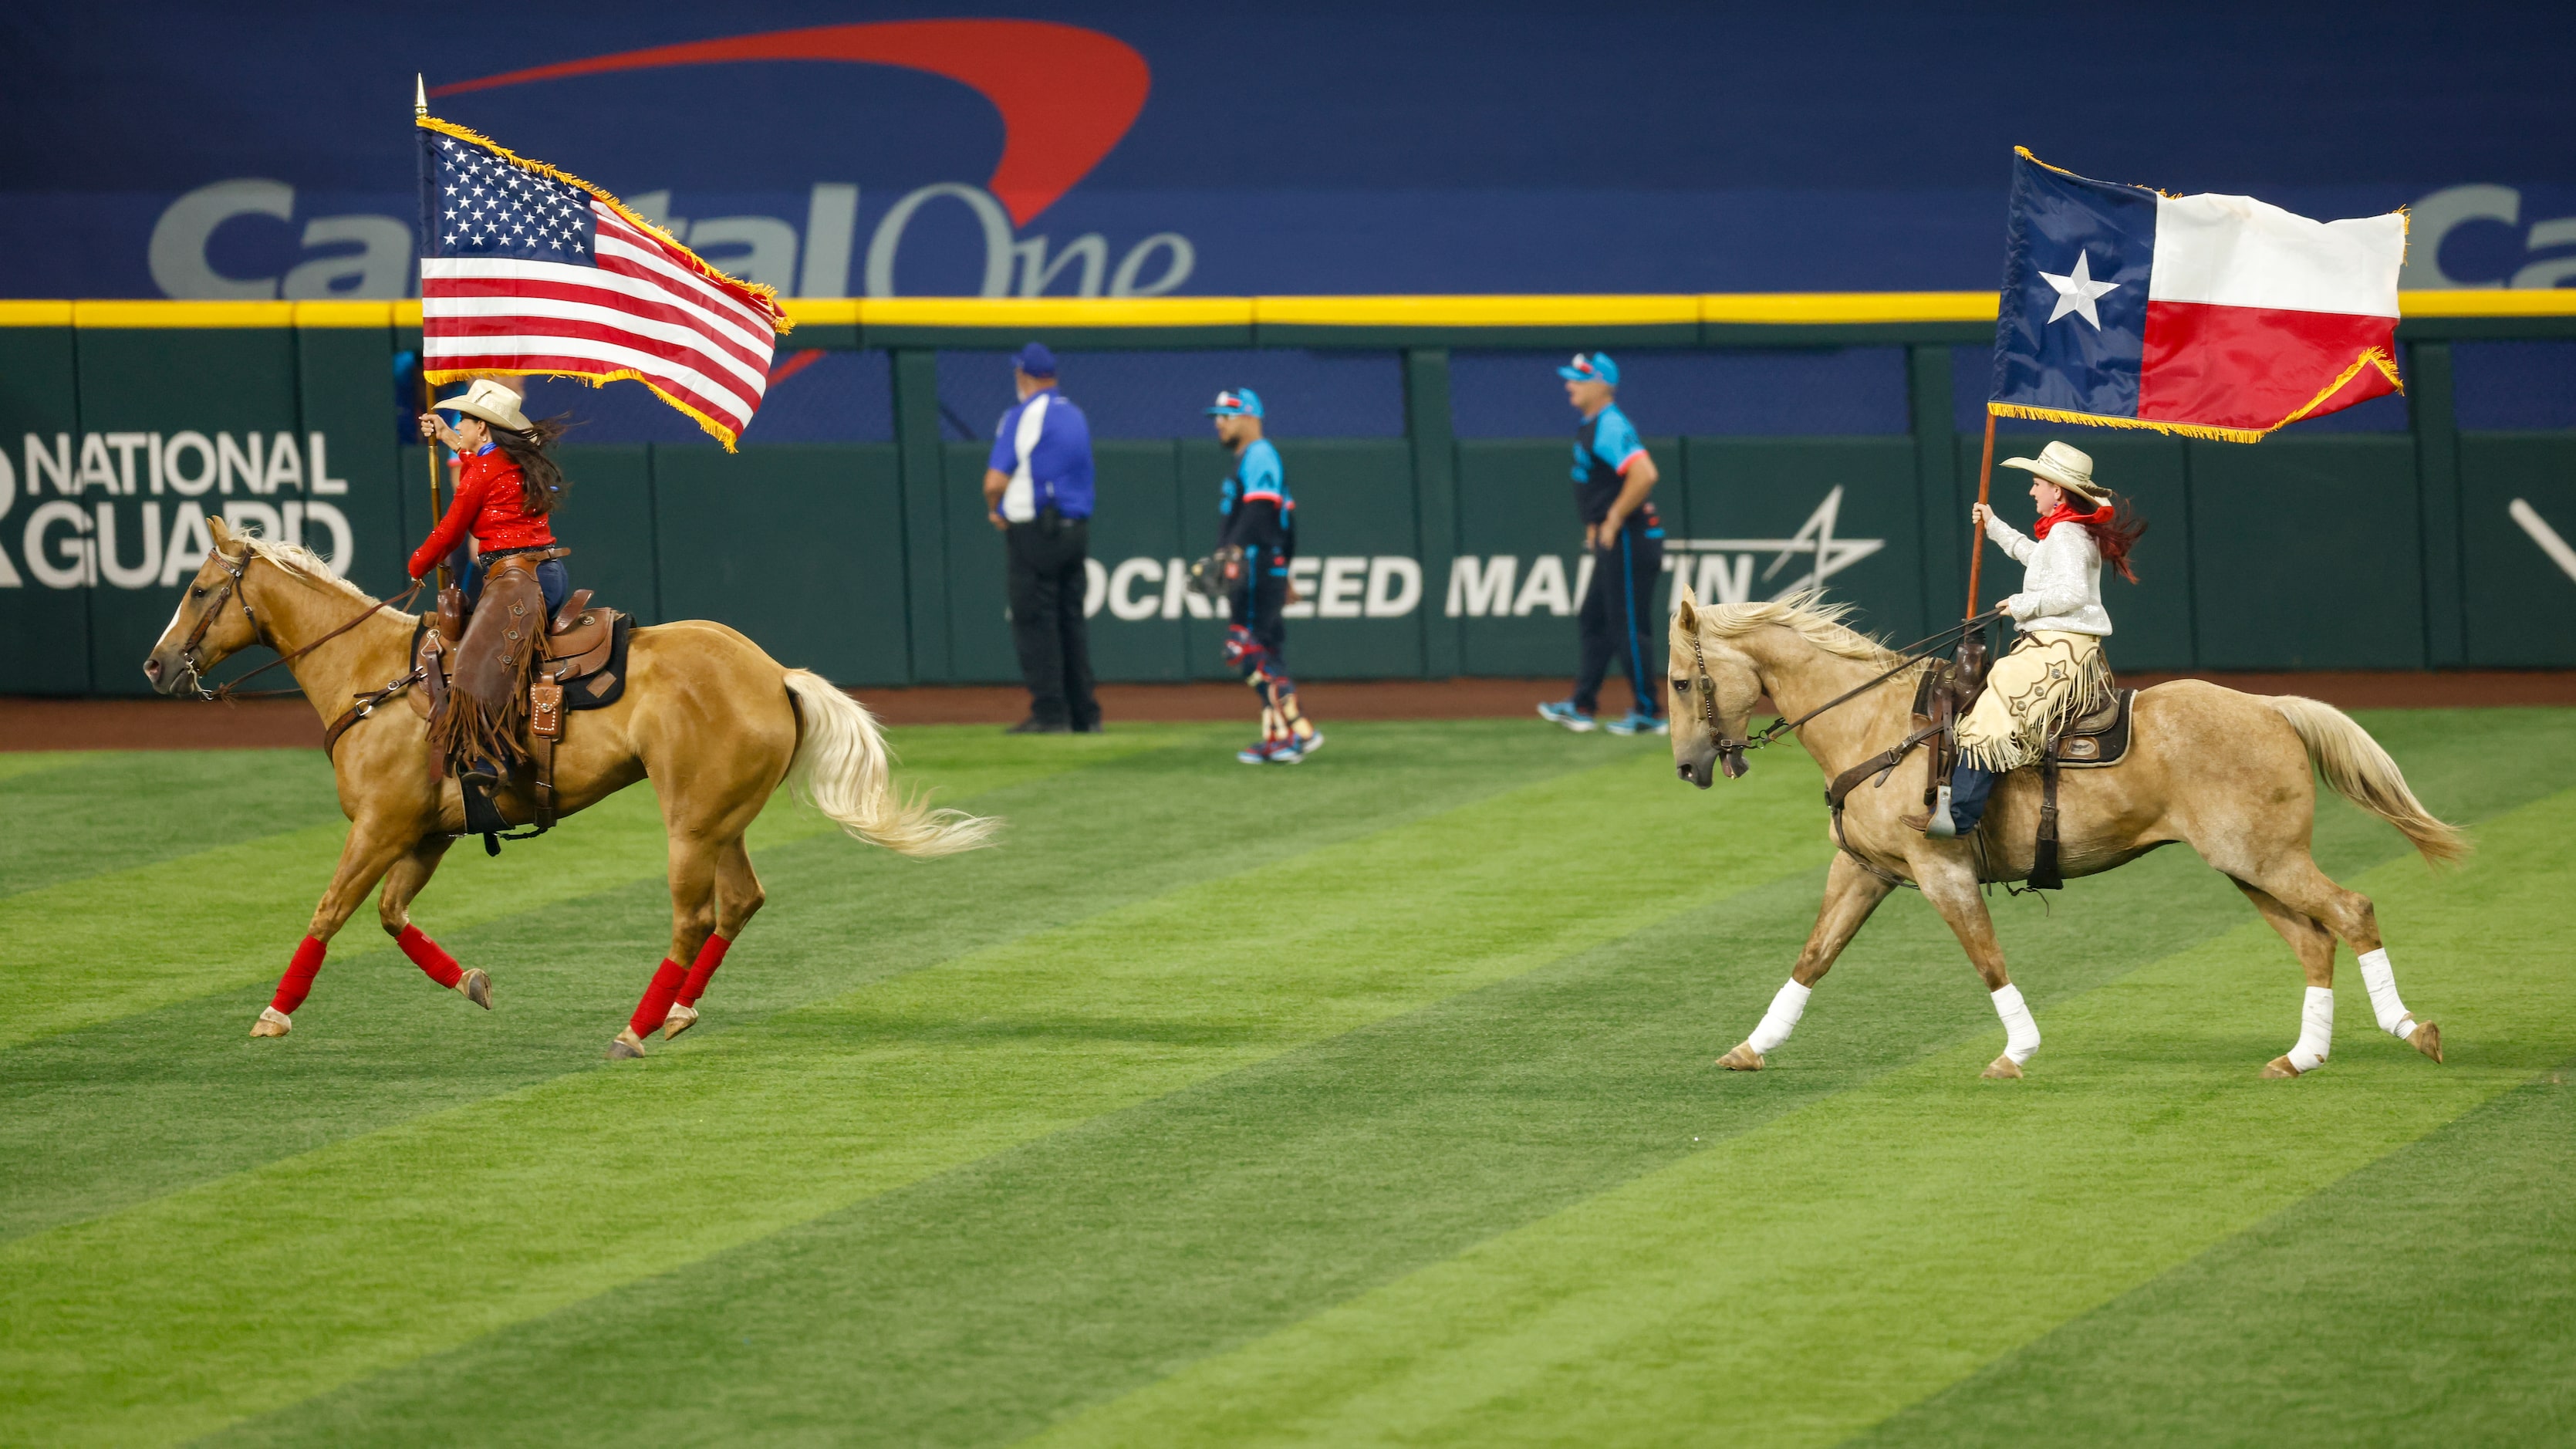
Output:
[455, 548, 569, 616]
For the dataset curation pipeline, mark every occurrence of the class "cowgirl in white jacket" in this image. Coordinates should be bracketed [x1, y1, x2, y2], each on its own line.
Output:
[1923, 439, 2144, 839]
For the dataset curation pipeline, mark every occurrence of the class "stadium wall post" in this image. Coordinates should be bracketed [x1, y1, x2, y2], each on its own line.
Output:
[889, 348, 950, 683]
[1906, 345, 1961, 640]
[1403, 348, 1462, 677]
[2406, 341, 2466, 668]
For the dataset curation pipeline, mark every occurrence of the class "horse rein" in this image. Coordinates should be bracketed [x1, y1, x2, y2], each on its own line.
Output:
[174, 547, 424, 701]
[1686, 607, 2006, 768]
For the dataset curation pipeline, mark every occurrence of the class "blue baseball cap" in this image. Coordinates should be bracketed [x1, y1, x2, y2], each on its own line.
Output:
[1555, 352, 1619, 387]
[1013, 342, 1058, 378]
[1203, 387, 1263, 418]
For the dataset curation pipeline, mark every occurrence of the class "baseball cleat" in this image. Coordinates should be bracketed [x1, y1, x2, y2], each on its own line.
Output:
[1536, 700, 1597, 732]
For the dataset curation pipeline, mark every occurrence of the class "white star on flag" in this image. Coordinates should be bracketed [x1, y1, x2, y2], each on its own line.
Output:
[2041, 249, 2122, 329]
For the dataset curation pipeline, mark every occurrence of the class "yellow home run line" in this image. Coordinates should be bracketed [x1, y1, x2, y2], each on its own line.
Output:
[6, 292, 2570, 329]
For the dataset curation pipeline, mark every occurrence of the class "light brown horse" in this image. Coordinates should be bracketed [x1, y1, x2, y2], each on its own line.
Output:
[143, 518, 994, 1055]
[1665, 587, 2463, 1080]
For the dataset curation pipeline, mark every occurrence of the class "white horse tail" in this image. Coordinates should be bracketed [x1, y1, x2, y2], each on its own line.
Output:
[2268, 695, 2469, 866]
[781, 670, 999, 858]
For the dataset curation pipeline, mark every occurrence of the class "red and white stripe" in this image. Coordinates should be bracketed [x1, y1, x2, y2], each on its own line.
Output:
[2140, 194, 2405, 431]
[423, 202, 782, 441]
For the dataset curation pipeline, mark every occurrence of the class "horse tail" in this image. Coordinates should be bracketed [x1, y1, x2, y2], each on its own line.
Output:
[2267, 695, 2470, 866]
[781, 670, 999, 859]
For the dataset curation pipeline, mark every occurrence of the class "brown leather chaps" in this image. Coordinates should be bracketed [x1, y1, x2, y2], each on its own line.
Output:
[424, 550, 554, 777]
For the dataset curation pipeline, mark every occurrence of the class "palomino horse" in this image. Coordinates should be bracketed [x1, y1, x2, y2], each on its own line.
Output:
[143, 519, 994, 1056]
[1665, 587, 2463, 1080]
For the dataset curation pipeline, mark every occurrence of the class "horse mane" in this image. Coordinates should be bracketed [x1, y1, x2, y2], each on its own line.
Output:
[231, 532, 385, 610]
[1693, 590, 1902, 666]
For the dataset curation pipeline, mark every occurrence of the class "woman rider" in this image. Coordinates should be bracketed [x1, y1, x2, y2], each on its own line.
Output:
[411, 378, 572, 615]
[1914, 438, 2144, 838]
[411, 377, 572, 792]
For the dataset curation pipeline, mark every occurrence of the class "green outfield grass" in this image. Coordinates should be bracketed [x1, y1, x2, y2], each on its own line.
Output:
[2, 711, 2571, 1447]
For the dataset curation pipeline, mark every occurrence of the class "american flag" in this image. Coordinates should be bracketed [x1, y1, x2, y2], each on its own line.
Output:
[416, 117, 788, 449]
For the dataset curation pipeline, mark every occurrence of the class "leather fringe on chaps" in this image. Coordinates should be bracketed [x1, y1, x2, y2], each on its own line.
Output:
[1954, 631, 2114, 774]
[425, 559, 547, 777]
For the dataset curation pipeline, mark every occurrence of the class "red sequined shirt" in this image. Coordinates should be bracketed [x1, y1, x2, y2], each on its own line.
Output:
[408, 447, 557, 579]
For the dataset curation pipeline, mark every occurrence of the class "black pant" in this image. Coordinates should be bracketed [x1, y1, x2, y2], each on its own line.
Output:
[1575, 526, 1664, 718]
[1005, 515, 1098, 728]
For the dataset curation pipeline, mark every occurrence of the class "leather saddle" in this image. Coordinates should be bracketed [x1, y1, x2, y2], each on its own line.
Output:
[1912, 670, 2135, 769]
[1906, 656, 2135, 891]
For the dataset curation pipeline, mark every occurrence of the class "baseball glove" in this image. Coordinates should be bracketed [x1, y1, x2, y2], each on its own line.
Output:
[1185, 545, 1244, 601]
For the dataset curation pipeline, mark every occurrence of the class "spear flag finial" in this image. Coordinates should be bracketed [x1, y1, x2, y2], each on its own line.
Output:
[414, 74, 428, 117]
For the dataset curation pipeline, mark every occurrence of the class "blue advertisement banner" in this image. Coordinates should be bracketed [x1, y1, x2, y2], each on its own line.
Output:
[7, 3, 2575, 300]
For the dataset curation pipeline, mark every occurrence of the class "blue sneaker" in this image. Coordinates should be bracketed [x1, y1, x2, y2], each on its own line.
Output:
[1290, 730, 1322, 758]
[1536, 700, 1598, 733]
[1604, 710, 1668, 737]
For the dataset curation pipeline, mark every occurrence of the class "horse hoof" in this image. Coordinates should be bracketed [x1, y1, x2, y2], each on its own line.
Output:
[1716, 1043, 1765, 1071]
[1980, 1055, 2024, 1080]
[250, 1008, 292, 1039]
[459, 968, 492, 1010]
[661, 1005, 698, 1041]
[2260, 1055, 2303, 1079]
[2409, 1021, 2443, 1064]
[606, 1029, 647, 1060]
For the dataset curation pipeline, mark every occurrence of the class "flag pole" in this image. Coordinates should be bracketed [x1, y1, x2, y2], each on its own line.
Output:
[414, 74, 450, 595]
[1963, 407, 1996, 619]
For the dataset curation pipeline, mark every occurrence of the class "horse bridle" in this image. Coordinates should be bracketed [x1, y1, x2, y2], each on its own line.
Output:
[171, 545, 421, 701]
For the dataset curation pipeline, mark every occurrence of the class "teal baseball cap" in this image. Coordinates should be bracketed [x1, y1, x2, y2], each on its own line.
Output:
[1204, 387, 1263, 418]
[1555, 352, 1620, 387]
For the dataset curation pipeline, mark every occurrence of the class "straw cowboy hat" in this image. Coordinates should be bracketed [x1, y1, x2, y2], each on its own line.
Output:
[2001, 440, 2108, 504]
[434, 377, 534, 433]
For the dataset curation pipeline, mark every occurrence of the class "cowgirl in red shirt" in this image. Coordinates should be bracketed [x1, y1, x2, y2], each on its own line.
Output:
[412, 378, 572, 614]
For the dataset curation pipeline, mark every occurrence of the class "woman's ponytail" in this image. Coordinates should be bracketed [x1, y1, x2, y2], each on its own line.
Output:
[489, 414, 574, 516]
[2088, 491, 2147, 583]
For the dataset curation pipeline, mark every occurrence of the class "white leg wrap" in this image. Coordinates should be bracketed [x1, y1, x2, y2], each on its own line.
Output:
[1746, 979, 1811, 1054]
[1992, 983, 2041, 1064]
[2356, 947, 2418, 1040]
[2287, 985, 2334, 1072]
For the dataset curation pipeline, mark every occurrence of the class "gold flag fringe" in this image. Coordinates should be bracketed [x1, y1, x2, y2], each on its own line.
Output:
[415, 114, 790, 336]
[427, 365, 748, 451]
[1986, 402, 2268, 444]
[1988, 346, 2406, 445]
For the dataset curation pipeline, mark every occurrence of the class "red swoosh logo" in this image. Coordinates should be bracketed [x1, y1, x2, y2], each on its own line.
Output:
[432, 20, 1150, 225]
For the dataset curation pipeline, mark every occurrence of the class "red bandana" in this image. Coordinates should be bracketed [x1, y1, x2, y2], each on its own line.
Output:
[2032, 500, 2112, 540]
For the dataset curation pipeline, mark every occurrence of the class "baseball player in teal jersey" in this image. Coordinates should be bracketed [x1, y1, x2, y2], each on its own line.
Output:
[1538, 353, 1668, 735]
[1207, 388, 1323, 763]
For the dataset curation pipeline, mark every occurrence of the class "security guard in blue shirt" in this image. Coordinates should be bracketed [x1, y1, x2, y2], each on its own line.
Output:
[983, 342, 1100, 733]
[1538, 353, 1668, 735]
[1207, 388, 1322, 763]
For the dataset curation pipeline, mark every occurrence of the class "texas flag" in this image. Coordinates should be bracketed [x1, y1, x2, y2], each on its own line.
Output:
[1990, 148, 2406, 443]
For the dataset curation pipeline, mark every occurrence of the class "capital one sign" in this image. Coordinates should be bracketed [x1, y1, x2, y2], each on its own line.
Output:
[148, 21, 1195, 303]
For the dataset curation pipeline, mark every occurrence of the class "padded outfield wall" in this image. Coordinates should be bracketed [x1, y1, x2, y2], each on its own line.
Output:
[2, 296, 2573, 697]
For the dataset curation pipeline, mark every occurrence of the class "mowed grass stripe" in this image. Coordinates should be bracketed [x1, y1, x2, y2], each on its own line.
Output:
[1, 752, 335, 898]
[1024, 789, 2576, 1449]
[0, 726, 1178, 1049]
[0, 737, 1791, 1446]
[169, 718, 2576, 1447]
[1853, 1066, 2576, 1447]
[0, 724, 1610, 1246]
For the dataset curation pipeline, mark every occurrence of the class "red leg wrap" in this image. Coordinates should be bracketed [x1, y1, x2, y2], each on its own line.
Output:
[271, 936, 328, 1015]
[677, 934, 732, 1008]
[627, 959, 687, 1037]
[395, 924, 464, 989]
